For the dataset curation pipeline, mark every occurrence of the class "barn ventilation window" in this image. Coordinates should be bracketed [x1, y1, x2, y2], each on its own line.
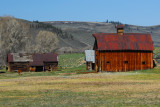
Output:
[124, 61, 128, 64]
[142, 61, 145, 65]
[106, 61, 110, 64]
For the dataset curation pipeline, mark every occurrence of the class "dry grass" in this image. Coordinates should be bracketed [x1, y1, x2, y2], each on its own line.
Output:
[58, 53, 85, 68]
[0, 52, 160, 106]
[0, 73, 160, 106]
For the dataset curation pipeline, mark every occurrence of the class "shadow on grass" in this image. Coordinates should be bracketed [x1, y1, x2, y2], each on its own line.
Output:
[0, 71, 5, 74]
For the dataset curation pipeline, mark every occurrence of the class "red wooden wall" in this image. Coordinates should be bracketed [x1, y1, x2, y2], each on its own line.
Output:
[95, 51, 153, 72]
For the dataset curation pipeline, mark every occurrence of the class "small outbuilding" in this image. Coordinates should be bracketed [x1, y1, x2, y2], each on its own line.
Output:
[85, 50, 95, 70]
[93, 25, 154, 72]
[30, 53, 58, 72]
[8, 53, 58, 72]
[8, 53, 33, 72]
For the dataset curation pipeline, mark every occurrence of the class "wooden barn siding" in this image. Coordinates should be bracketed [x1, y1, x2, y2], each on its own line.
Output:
[86, 62, 91, 70]
[44, 62, 58, 71]
[8, 62, 30, 72]
[95, 51, 153, 72]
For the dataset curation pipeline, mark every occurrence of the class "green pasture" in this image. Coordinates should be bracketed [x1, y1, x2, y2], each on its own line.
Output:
[0, 50, 160, 107]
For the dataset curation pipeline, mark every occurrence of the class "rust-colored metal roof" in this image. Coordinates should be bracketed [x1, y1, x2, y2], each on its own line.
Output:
[93, 33, 154, 51]
[8, 53, 14, 62]
[29, 53, 58, 66]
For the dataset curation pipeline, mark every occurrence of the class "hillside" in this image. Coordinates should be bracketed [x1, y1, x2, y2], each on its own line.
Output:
[0, 17, 87, 67]
[1, 17, 160, 67]
[45, 21, 160, 47]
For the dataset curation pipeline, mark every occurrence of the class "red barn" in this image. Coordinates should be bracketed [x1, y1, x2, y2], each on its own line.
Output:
[93, 25, 154, 72]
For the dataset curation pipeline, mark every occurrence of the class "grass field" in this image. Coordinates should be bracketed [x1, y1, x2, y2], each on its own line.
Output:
[0, 52, 160, 107]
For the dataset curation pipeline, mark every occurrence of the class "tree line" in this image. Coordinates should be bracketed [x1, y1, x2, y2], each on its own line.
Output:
[105, 20, 123, 25]
[30, 20, 73, 40]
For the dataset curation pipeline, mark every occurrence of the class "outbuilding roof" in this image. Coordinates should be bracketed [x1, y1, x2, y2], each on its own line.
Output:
[85, 50, 95, 63]
[8, 53, 58, 66]
[29, 53, 58, 66]
[93, 33, 154, 51]
[8, 53, 33, 62]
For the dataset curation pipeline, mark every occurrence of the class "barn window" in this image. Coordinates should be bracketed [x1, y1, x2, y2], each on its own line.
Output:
[106, 61, 110, 64]
[124, 61, 128, 64]
[142, 61, 145, 65]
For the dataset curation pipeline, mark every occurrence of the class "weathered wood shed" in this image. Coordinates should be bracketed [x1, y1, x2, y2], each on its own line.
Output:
[85, 50, 95, 70]
[93, 25, 154, 72]
[8, 53, 58, 72]
[30, 53, 58, 72]
[8, 53, 33, 72]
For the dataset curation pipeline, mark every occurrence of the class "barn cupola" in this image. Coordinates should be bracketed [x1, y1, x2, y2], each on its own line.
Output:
[116, 25, 124, 35]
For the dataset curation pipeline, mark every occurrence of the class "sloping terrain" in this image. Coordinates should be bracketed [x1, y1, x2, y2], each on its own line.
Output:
[0, 17, 160, 67]
[45, 21, 160, 47]
[0, 17, 87, 66]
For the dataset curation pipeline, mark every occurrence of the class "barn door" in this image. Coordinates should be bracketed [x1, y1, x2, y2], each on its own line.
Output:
[100, 60, 102, 72]
[90, 63, 92, 70]
[95, 51, 99, 72]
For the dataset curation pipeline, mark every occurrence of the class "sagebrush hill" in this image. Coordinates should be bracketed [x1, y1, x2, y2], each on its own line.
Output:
[45, 21, 160, 47]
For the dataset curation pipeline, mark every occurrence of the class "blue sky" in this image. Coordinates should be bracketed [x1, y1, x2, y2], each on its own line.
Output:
[0, 0, 160, 26]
